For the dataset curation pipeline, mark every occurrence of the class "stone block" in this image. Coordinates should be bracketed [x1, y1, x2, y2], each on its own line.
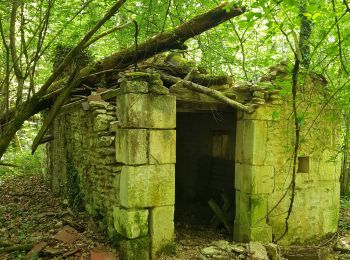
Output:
[235, 190, 250, 227]
[112, 173, 120, 189]
[96, 136, 114, 147]
[149, 206, 175, 258]
[234, 223, 272, 243]
[117, 93, 176, 129]
[115, 129, 148, 165]
[96, 147, 115, 156]
[94, 114, 114, 132]
[235, 191, 268, 228]
[120, 236, 149, 260]
[242, 105, 278, 121]
[89, 100, 108, 109]
[120, 80, 149, 94]
[235, 163, 274, 194]
[250, 225, 272, 243]
[109, 121, 120, 132]
[233, 221, 249, 243]
[120, 164, 175, 208]
[113, 207, 149, 239]
[149, 130, 176, 164]
[250, 195, 268, 225]
[322, 209, 338, 234]
[92, 109, 107, 117]
[235, 120, 267, 165]
[267, 190, 291, 216]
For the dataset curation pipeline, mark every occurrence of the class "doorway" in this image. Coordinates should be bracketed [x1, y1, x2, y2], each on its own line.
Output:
[175, 111, 237, 232]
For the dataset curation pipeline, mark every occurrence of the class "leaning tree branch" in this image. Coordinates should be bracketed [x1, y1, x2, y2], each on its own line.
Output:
[0, 0, 126, 159]
[160, 72, 256, 113]
[84, 21, 133, 48]
[31, 67, 81, 154]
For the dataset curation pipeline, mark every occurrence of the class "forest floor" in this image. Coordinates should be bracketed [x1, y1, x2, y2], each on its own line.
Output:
[0, 174, 116, 259]
[1, 173, 350, 259]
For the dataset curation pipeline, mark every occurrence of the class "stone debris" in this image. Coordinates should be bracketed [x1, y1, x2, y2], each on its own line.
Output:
[249, 241, 269, 260]
[90, 248, 117, 260]
[199, 240, 247, 259]
[335, 236, 350, 252]
[265, 243, 280, 260]
[253, 90, 266, 99]
[200, 246, 223, 257]
[53, 225, 80, 244]
[198, 240, 288, 260]
[281, 245, 330, 260]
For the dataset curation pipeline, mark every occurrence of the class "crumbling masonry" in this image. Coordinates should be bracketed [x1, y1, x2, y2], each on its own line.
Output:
[45, 70, 341, 259]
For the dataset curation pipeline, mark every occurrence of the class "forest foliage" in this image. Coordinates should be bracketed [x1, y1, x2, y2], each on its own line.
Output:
[1, 0, 350, 172]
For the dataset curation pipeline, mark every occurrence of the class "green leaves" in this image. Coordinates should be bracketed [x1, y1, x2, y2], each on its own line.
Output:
[272, 111, 280, 120]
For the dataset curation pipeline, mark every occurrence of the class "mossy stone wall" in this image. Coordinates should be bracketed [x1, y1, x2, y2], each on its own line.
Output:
[46, 74, 176, 259]
[234, 75, 341, 245]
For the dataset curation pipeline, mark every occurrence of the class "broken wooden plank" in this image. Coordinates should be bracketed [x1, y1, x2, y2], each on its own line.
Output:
[100, 89, 120, 100]
[208, 198, 232, 234]
[210, 193, 232, 228]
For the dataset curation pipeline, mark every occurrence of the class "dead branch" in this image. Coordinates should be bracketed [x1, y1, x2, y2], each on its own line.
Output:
[84, 21, 133, 48]
[32, 68, 81, 154]
[160, 72, 255, 113]
[0, 243, 34, 253]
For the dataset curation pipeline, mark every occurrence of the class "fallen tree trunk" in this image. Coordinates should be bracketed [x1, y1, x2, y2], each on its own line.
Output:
[80, 3, 245, 86]
[0, 2, 245, 159]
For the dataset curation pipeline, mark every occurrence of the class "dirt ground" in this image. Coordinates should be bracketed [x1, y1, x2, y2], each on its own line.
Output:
[1, 173, 350, 259]
[0, 174, 116, 259]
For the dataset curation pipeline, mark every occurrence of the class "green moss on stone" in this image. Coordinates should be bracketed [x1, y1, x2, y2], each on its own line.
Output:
[124, 72, 160, 81]
[66, 155, 84, 211]
[156, 242, 176, 257]
[120, 236, 149, 260]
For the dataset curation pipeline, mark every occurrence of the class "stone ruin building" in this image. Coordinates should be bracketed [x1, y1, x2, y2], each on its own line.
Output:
[44, 55, 341, 259]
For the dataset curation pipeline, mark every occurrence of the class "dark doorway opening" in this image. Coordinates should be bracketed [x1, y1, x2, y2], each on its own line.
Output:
[175, 111, 236, 233]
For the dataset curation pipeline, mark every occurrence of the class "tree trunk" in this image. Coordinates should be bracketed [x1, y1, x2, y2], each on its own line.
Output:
[341, 112, 350, 194]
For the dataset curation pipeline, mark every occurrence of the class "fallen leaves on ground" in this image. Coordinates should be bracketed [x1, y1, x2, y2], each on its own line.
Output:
[0, 174, 116, 259]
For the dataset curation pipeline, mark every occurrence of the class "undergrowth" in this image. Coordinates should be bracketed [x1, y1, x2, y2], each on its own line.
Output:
[0, 146, 44, 179]
[339, 195, 350, 232]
